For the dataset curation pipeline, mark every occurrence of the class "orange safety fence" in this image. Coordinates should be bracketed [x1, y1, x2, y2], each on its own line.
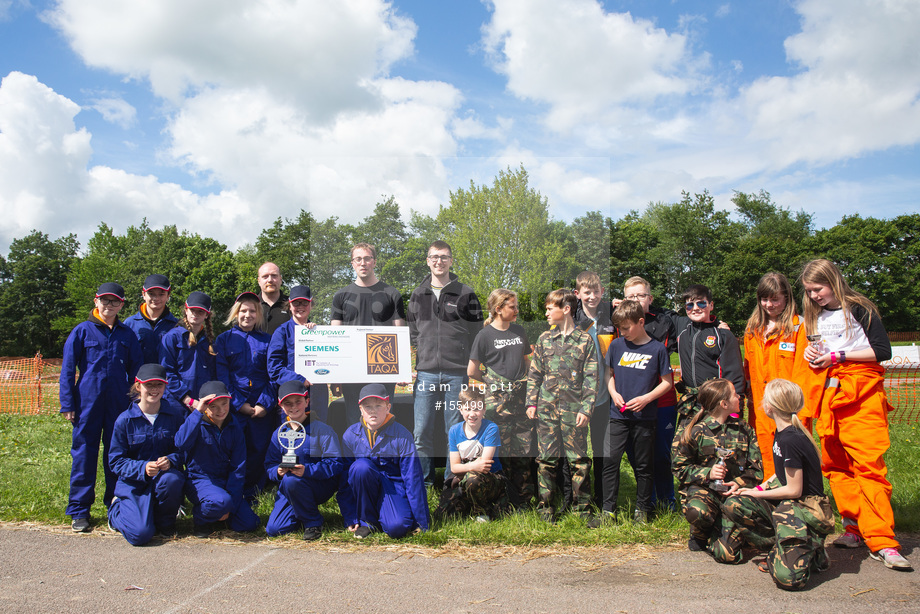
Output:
[0, 355, 45, 415]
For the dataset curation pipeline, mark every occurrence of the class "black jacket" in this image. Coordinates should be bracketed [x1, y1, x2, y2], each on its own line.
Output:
[676, 320, 745, 396]
[407, 273, 484, 372]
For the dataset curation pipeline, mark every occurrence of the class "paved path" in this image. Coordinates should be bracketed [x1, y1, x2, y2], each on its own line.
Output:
[1, 524, 917, 613]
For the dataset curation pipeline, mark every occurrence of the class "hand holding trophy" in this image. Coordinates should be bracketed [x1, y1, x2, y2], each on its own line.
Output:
[710, 447, 733, 492]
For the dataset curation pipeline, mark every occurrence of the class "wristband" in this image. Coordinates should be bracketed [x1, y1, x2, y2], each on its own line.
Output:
[186, 397, 196, 409]
[840, 351, 846, 363]
[755, 484, 764, 491]
[831, 351, 837, 365]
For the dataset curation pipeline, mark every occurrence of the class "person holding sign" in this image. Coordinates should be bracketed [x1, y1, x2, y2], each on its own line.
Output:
[264, 381, 343, 541]
[267, 285, 329, 423]
[330, 243, 406, 426]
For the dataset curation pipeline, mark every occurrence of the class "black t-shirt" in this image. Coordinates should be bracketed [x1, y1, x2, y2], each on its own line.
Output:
[469, 323, 531, 381]
[331, 281, 406, 326]
[772, 425, 823, 497]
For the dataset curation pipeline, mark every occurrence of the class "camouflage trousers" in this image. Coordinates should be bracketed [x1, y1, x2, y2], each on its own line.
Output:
[683, 484, 725, 543]
[535, 416, 592, 517]
[434, 471, 510, 519]
[673, 389, 702, 511]
[674, 389, 701, 438]
[483, 373, 535, 508]
[712, 494, 834, 590]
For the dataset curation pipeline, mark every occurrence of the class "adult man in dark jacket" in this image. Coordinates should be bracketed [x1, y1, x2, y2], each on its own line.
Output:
[407, 240, 484, 486]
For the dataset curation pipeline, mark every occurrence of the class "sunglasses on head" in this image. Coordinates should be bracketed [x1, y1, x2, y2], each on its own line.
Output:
[685, 300, 709, 311]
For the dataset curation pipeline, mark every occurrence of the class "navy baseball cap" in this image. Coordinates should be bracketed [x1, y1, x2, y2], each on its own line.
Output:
[358, 383, 389, 404]
[135, 363, 168, 384]
[234, 291, 260, 304]
[278, 380, 310, 403]
[185, 291, 212, 313]
[95, 283, 126, 301]
[198, 381, 231, 403]
[142, 274, 171, 292]
[289, 285, 313, 302]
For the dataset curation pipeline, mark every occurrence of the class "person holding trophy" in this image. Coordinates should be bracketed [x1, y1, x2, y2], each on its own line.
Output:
[264, 381, 344, 541]
[671, 378, 762, 554]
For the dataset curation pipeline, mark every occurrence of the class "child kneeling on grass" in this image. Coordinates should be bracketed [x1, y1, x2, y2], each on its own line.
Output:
[671, 378, 762, 553]
[712, 379, 834, 590]
[435, 386, 509, 522]
[264, 381, 344, 541]
[337, 384, 430, 539]
[174, 381, 260, 538]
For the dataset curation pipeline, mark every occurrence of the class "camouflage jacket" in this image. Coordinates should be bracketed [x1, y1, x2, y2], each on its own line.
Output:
[672, 413, 763, 489]
[526, 323, 598, 420]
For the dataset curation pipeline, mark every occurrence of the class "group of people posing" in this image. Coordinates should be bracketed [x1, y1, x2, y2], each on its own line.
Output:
[59, 239, 911, 591]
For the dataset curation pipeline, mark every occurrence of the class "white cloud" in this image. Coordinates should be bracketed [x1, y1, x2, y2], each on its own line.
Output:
[482, 0, 699, 132]
[740, 0, 920, 166]
[45, 0, 417, 120]
[90, 96, 136, 129]
[0, 71, 250, 251]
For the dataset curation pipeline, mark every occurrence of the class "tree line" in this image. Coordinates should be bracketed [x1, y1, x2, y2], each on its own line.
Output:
[2, 165, 917, 358]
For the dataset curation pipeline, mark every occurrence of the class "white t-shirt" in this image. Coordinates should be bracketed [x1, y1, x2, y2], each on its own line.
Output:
[816, 308, 870, 353]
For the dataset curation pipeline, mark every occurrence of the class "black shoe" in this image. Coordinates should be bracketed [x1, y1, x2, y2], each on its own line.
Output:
[353, 525, 373, 539]
[71, 517, 91, 533]
[194, 523, 214, 538]
[156, 525, 177, 538]
[688, 537, 708, 552]
[303, 527, 322, 541]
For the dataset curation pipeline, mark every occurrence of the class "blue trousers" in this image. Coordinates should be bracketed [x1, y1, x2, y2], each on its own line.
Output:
[413, 370, 465, 485]
[185, 476, 260, 532]
[347, 458, 416, 538]
[242, 410, 281, 499]
[108, 468, 185, 546]
[265, 474, 338, 535]
[67, 404, 121, 518]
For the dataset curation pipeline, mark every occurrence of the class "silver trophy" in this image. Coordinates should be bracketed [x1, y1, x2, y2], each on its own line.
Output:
[711, 447, 733, 493]
[277, 420, 307, 469]
[806, 334, 824, 354]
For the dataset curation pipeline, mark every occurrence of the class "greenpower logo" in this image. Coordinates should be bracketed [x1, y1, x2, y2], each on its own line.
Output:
[299, 328, 346, 336]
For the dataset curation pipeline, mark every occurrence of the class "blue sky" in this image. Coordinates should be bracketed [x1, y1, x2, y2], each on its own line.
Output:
[1, 0, 918, 252]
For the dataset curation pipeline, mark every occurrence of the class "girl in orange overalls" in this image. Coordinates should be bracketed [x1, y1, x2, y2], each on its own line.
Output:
[743, 272, 820, 478]
[801, 259, 911, 571]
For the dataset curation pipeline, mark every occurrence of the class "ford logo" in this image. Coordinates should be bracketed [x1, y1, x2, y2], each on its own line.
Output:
[314, 369, 330, 375]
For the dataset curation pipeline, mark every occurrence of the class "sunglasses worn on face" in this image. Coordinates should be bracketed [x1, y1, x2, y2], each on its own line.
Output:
[685, 301, 709, 311]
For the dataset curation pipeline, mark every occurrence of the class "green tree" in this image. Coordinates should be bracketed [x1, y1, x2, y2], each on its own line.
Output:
[254, 210, 314, 287]
[609, 211, 667, 302]
[570, 211, 611, 285]
[810, 213, 920, 332]
[0, 230, 80, 356]
[435, 165, 571, 321]
[308, 216, 354, 323]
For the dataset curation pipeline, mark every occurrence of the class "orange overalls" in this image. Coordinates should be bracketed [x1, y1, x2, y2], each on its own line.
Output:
[816, 360, 898, 552]
[743, 316, 820, 478]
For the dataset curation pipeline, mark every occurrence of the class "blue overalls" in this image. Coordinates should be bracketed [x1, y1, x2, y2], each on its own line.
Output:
[337, 418, 430, 538]
[159, 326, 217, 408]
[107, 400, 186, 545]
[124, 306, 178, 365]
[174, 410, 260, 532]
[267, 319, 329, 422]
[60, 313, 143, 519]
[264, 418, 343, 535]
[216, 326, 280, 497]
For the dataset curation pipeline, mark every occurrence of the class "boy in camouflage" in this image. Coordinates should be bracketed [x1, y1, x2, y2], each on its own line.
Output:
[672, 379, 762, 552]
[711, 379, 835, 590]
[526, 289, 598, 523]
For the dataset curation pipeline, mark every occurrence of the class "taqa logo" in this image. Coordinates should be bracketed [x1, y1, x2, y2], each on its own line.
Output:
[314, 368, 330, 375]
